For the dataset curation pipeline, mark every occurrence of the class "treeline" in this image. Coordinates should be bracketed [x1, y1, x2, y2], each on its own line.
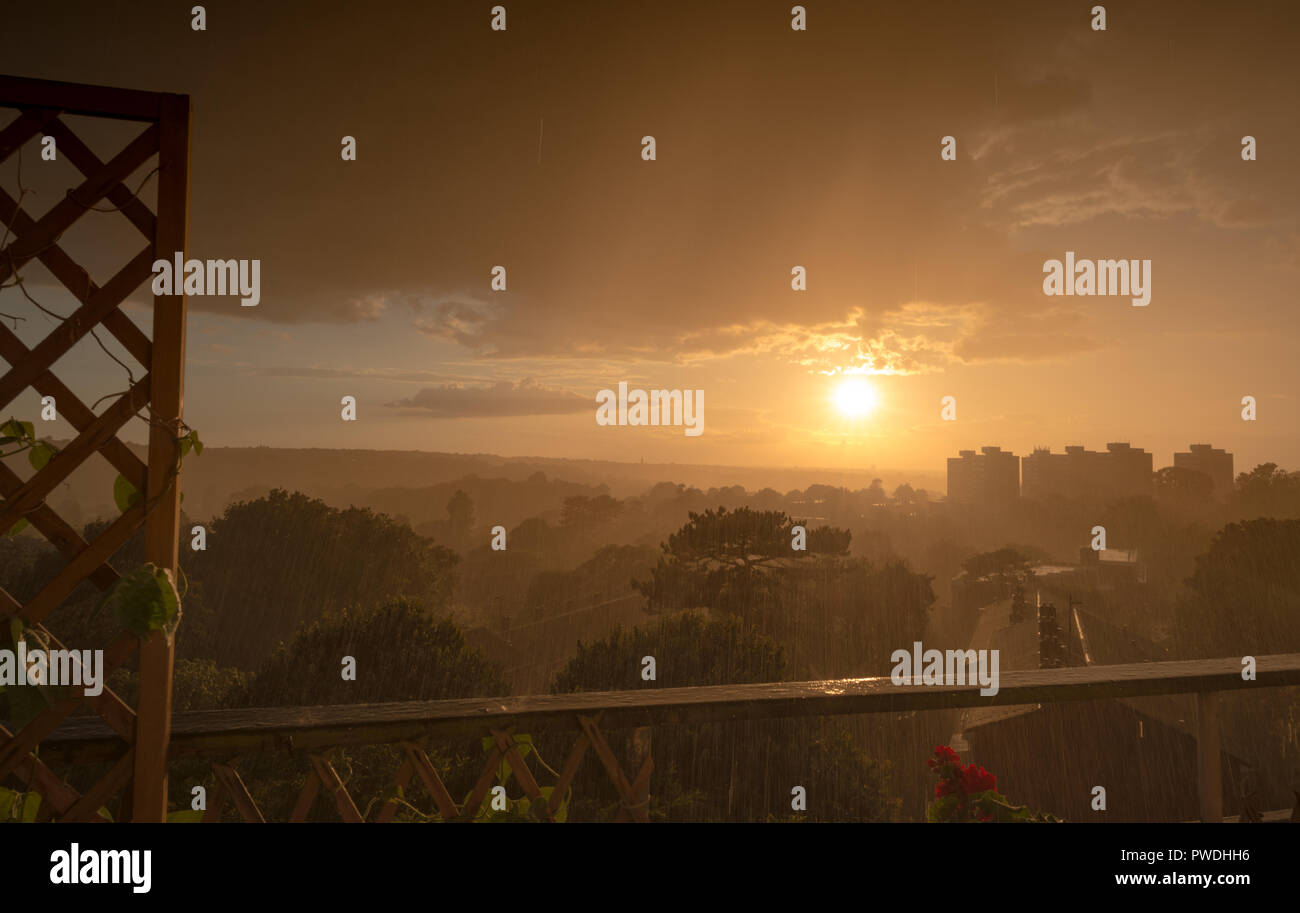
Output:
[2, 460, 1297, 820]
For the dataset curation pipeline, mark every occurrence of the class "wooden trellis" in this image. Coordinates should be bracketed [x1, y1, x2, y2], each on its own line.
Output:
[199, 717, 653, 823]
[0, 75, 190, 822]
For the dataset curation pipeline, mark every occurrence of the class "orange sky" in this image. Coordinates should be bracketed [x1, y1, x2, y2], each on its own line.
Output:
[3, 0, 1297, 479]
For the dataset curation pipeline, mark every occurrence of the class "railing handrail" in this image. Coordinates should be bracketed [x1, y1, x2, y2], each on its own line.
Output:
[38, 653, 1300, 764]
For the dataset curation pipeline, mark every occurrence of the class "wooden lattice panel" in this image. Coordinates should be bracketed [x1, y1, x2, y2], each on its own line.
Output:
[0, 75, 190, 822]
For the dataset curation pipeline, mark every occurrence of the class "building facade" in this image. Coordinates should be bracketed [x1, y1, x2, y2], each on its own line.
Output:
[1021, 442, 1153, 501]
[1173, 443, 1234, 497]
[947, 446, 1020, 503]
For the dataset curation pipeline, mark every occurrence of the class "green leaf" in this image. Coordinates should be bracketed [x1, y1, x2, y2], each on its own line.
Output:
[4, 515, 28, 538]
[926, 794, 961, 822]
[28, 441, 56, 471]
[0, 787, 39, 822]
[104, 564, 182, 640]
[0, 419, 34, 442]
[113, 474, 141, 514]
[0, 787, 17, 820]
[179, 431, 204, 459]
[20, 791, 40, 823]
[166, 809, 204, 823]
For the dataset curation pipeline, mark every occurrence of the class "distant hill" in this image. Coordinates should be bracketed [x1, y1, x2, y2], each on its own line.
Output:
[2, 443, 945, 528]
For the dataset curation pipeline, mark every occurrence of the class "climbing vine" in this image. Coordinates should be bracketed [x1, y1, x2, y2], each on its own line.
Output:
[2, 413, 202, 539]
[0, 417, 55, 537]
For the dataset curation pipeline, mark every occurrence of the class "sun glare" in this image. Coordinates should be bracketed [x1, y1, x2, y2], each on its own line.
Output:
[832, 378, 878, 419]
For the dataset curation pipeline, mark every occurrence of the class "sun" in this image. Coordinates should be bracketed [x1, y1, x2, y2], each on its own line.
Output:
[832, 378, 878, 418]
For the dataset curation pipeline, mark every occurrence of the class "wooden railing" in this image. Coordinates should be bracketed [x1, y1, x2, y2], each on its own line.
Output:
[35, 653, 1300, 823]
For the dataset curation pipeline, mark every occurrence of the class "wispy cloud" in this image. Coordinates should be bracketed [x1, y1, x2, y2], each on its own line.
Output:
[263, 366, 457, 383]
[387, 378, 590, 418]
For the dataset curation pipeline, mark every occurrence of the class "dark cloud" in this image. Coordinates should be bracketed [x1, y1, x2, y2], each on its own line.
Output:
[386, 379, 590, 418]
[263, 366, 454, 383]
[3, 0, 1296, 380]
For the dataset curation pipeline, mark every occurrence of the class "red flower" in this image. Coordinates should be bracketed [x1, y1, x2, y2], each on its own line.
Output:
[927, 745, 961, 769]
[958, 763, 996, 795]
[926, 746, 1013, 822]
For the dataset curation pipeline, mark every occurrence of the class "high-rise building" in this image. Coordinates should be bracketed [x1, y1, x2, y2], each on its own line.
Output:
[1173, 444, 1234, 497]
[1104, 442, 1154, 498]
[947, 446, 1020, 503]
[1022, 447, 1065, 501]
[1021, 443, 1152, 501]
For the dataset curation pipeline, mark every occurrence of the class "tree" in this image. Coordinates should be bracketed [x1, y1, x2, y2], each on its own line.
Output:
[634, 507, 930, 677]
[551, 611, 898, 822]
[961, 546, 1041, 580]
[560, 494, 623, 529]
[1154, 466, 1214, 503]
[554, 611, 784, 693]
[633, 506, 847, 622]
[751, 487, 785, 510]
[524, 544, 656, 622]
[865, 478, 887, 504]
[1172, 518, 1300, 811]
[1230, 463, 1300, 519]
[1175, 518, 1300, 657]
[230, 600, 506, 821]
[638, 507, 848, 587]
[181, 489, 459, 668]
[244, 598, 506, 706]
[447, 489, 476, 539]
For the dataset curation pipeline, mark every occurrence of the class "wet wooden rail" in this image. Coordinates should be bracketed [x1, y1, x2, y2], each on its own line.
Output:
[43, 654, 1300, 761]
[32, 653, 1300, 823]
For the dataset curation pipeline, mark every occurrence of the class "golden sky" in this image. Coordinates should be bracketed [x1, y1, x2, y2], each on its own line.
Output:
[3, 0, 1298, 477]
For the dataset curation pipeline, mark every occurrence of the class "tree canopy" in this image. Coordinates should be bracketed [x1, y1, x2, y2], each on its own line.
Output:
[244, 598, 507, 706]
[551, 611, 898, 822]
[1175, 518, 1300, 657]
[184, 489, 459, 668]
[634, 506, 931, 676]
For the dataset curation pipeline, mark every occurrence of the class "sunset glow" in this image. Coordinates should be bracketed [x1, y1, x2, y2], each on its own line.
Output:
[832, 378, 879, 419]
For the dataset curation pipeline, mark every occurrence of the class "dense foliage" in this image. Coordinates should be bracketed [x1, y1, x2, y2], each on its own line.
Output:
[3, 455, 1298, 821]
[244, 598, 506, 707]
[551, 611, 900, 822]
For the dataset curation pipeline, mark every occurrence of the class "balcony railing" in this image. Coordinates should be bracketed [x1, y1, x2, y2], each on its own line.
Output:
[34, 653, 1300, 823]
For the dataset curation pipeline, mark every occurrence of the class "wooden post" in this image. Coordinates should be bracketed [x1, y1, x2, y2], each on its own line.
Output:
[629, 725, 652, 814]
[1196, 691, 1222, 823]
[131, 92, 190, 822]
